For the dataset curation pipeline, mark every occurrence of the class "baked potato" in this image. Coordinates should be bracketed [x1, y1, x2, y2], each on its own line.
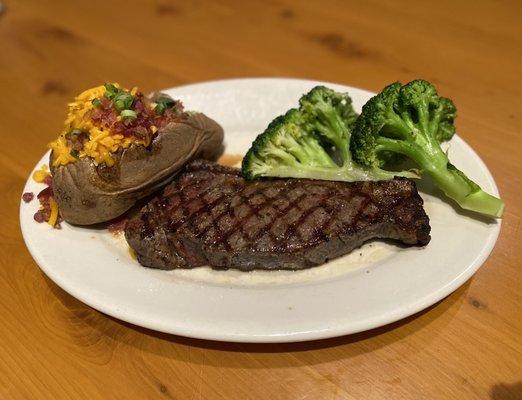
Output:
[49, 84, 223, 225]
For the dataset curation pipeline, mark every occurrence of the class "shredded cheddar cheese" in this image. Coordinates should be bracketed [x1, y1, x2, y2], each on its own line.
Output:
[47, 197, 59, 227]
[32, 164, 50, 183]
[48, 84, 149, 167]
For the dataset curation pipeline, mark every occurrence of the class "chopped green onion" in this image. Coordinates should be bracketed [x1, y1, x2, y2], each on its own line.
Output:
[91, 98, 102, 108]
[114, 99, 125, 111]
[104, 83, 119, 100]
[69, 128, 84, 136]
[154, 102, 167, 114]
[154, 98, 175, 115]
[113, 92, 134, 111]
[120, 109, 137, 120]
[70, 150, 80, 159]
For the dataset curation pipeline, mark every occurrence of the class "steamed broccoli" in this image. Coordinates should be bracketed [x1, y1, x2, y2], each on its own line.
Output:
[350, 80, 504, 217]
[242, 86, 416, 182]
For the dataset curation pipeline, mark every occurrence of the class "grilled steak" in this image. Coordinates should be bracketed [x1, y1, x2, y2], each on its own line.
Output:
[125, 160, 431, 271]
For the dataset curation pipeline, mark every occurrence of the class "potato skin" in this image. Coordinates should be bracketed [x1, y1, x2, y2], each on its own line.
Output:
[50, 112, 224, 225]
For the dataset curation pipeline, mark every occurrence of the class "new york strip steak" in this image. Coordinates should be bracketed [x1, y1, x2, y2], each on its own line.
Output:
[125, 160, 431, 271]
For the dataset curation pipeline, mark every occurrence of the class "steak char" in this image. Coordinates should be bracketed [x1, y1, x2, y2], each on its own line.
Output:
[125, 160, 431, 271]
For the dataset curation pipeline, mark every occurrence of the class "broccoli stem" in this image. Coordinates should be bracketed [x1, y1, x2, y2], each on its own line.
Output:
[252, 163, 401, 182]
[429, 164, 504, 217]
[377, 138, 504, 218]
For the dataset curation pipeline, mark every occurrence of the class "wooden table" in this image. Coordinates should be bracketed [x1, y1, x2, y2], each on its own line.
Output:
[1, 1, 521, 398]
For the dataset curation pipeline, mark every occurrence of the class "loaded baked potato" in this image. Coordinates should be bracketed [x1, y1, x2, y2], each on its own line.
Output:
[48, 84, 223, 225]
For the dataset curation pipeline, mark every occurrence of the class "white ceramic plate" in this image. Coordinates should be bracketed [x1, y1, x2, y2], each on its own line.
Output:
[20, 78, 501, 343]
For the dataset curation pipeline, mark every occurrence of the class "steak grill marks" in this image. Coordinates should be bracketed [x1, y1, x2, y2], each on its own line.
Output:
[162, 177, 372, 252]
[125, 160, 431, 270]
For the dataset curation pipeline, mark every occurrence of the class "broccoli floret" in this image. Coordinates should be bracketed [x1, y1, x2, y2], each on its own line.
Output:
[242, 86, 415, 182]
[299, 86, 357, 163]
[351, 79, 504, 218]
[242, 108, 337, 180]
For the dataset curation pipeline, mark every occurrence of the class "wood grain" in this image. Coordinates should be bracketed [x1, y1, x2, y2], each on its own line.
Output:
[1, 0, 521, 398]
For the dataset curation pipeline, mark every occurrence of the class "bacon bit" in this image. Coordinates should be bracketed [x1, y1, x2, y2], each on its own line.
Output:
[65, 129, 89, 151]
[133, 96, 146, 113]
[43, 175, 53, 186]
[33, 175, 62, 228]
[37, 186, 53, 202]
[34, 209, 47, 223]
[133, 126, 149, 140]
[22, 192, 34, 203]
[107, 217, 128, 235]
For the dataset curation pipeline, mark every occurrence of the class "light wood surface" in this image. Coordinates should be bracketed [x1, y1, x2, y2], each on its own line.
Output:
[1, 1, 521, 399]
